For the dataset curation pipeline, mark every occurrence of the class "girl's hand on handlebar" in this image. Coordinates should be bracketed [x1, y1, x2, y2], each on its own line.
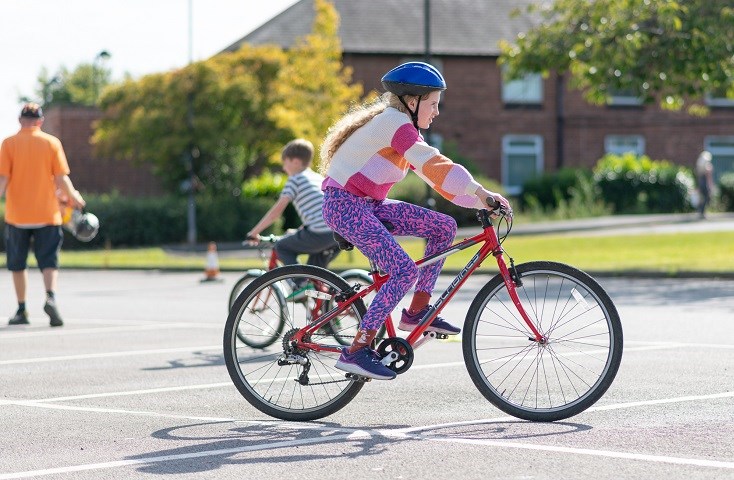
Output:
[477, 188, 513, 220]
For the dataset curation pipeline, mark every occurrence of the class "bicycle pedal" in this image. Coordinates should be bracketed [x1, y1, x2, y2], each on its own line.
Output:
[345, 373, 372, 383]
[421, 331, 449, 340]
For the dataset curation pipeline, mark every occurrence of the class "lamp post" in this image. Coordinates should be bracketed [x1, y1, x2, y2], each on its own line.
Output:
[93, 50, 111, 104]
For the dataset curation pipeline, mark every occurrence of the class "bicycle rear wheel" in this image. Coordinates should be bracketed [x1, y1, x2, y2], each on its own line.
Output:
[463, 261, 623, 422]
[224, 265, 366, 421]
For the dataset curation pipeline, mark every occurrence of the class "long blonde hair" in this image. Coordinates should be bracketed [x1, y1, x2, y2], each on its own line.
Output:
[319, 92, 422, 174]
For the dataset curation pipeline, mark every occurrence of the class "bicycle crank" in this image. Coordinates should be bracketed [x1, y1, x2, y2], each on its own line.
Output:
[376, 337, 413, 374]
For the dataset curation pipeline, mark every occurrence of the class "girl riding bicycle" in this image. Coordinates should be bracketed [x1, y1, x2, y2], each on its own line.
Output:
[320, 62, 512, 380]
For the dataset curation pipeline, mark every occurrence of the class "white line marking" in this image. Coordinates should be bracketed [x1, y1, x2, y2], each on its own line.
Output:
[413, 435, 734, 470]
[0, 342, 682, 367]
[0, 382, 232, 404]
[0, 345, 222, 366]
[1, 402, 733, 479]
[0, 432, 353, 480]
[0, 323, 217, 340]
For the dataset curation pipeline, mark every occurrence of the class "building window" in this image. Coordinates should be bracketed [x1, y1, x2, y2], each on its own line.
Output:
[607, 87, 643, 107]
[502, 135, 543, 195]
[424, 132, 443, 151]
[704, 136, 734, 183]
[704, 86, 734, 107]
[604, 135, 645, 156]
[502, 71, 543, 105]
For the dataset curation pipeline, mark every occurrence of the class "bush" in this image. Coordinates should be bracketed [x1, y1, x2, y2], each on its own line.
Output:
[522, 170, 612, 220]
[0, 193, 274, 250]
[520, 167, 594, 211]
[719, 173, 734, 212]
[593, 153, 694, 214]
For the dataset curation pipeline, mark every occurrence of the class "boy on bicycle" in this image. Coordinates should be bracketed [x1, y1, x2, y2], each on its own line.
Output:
[246, 138, 339, 272]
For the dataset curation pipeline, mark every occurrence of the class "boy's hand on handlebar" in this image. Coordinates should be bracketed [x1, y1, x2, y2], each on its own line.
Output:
[244, 232, 260, 246]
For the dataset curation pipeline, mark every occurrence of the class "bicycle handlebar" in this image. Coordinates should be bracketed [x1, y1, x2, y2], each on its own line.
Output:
[242, 234, 279, 246]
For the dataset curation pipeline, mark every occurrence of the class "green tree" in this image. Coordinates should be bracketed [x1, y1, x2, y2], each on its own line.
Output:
[24, 63, 112, 107]
[500, 0, 734, 114]
[93, 45, 291, 195]
[269, 0, 363, 168]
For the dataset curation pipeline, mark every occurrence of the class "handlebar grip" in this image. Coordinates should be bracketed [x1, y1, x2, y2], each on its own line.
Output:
[486, 197, 500, 210]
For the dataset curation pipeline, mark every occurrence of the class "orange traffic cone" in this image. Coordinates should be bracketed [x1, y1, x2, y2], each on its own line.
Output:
[201, 241, 223, 283]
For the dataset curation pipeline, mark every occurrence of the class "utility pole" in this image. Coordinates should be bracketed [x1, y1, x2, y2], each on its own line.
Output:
[185, 0, 197, 247]
[423, 0, 436, 211]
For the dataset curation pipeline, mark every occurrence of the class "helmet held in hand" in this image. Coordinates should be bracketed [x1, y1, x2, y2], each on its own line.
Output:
[63, 209, 99, 242]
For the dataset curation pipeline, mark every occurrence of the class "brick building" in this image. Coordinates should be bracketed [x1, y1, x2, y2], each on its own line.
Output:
[48, 0, 734, 197]
[42, 106, 164, 196]
[226, 0, 734, 195]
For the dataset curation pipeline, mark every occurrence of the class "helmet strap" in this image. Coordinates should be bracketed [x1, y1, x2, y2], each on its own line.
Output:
[398, 95, 421, 130]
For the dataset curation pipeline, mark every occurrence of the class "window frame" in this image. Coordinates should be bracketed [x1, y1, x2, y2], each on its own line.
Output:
[501, 134, 544, 195]
[501, 70, 543, 105]
[604, 134, 646, 156]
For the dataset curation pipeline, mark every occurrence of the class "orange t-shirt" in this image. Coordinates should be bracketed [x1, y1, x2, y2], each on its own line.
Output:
[0, 126, 70, 226]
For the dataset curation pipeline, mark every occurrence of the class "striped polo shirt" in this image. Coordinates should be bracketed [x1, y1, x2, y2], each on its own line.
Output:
[280, 168, 331, 233]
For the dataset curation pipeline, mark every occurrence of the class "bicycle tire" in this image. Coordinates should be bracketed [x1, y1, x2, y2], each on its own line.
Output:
[327, 269, 377, 346]
[229, 272, 286, 349]
[224, 264, 366, 421]
[463, 261, 623, 422]
[228, 270, 265, 310]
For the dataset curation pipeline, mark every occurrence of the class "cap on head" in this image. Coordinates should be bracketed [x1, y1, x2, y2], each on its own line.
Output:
[381, 62, 446, 96]
[20, 103, 43, 119]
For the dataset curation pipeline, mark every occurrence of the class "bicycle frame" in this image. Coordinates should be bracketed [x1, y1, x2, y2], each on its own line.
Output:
[295, 210, 544, 354]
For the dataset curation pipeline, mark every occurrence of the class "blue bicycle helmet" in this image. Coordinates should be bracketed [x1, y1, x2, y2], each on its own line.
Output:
[381, 62, 446, 129]
[381, 62, 446, 96]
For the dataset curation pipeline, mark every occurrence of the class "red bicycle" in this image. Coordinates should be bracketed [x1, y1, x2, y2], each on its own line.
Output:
[229, 234, 374, 349]
[224, 208, 623, 422]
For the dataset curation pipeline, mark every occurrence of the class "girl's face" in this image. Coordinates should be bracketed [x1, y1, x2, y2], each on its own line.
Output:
[410, 90, 441, 129]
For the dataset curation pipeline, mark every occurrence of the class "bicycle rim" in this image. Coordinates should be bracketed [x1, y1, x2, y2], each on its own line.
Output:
[463, 261, 623, 421]
[232, 275, 286, 349]
[224, 265, 365, 421]
[328, 270, 374, 346]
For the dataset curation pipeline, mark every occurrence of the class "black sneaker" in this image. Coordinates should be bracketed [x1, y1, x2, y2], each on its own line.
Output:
[44, 300, 64, 327]
[8, 310, 29, 325]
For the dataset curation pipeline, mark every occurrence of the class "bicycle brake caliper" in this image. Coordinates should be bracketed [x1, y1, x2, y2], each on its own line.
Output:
[509, 258, 522, 287]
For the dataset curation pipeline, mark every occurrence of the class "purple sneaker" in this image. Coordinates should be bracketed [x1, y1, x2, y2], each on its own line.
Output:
[398, 306, 461, 335]
[334, 347, 396, 380]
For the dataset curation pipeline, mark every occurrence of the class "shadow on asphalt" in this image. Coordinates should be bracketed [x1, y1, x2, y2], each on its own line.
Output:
[130, 419, 591, 474]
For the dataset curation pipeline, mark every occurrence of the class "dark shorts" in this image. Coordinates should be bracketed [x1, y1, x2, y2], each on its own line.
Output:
[5, 224, 63, 271]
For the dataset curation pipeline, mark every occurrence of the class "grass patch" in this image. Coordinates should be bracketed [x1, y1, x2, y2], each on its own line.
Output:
[6, 230, 731, 275]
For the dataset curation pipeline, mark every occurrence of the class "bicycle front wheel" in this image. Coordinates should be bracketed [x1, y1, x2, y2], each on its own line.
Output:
[224, 265, 366, 421]
[327, 269, 376, 346]
[229, 271, 286, 349]
[463, 261, 623, 422]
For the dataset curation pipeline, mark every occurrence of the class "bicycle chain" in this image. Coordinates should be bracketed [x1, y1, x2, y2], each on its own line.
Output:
[296, 377, 352, 386]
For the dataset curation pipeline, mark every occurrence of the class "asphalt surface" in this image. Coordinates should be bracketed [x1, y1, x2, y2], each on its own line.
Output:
[0, 269, 732, 479]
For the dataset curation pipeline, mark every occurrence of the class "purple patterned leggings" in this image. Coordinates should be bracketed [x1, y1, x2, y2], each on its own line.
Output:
[322, 188, 457, 330]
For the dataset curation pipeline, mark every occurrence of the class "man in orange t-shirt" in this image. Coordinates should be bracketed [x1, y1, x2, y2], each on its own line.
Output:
[0, 103, 86, 327]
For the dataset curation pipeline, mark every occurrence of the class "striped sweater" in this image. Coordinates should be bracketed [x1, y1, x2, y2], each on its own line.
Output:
[322, 107, 484, 209]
